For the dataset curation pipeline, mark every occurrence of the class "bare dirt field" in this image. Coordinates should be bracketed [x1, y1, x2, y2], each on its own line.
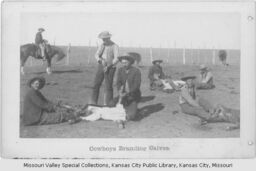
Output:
[20, 63, 240, 138]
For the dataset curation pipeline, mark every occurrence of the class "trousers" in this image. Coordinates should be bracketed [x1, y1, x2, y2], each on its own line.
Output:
[180, 97, 214, 120]
[196, 82, 215, 89]
[39, 43, 45, 57]
[38, 107, 76, 125]
[91, 64, 116, 105]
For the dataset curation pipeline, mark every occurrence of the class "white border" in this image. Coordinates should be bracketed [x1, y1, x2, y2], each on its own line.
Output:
[1, 1, 255, 158]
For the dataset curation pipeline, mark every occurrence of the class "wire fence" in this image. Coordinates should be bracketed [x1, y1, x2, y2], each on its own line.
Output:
[26, 45, 240, 67]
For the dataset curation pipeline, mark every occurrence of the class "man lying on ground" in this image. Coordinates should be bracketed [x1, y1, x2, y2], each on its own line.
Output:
[179, 76, 218, 124]
[22, 77, 81, 126]
[179, 76, 239, 129]
[196, 64, 215, 89]
[148, 59, 181, 92]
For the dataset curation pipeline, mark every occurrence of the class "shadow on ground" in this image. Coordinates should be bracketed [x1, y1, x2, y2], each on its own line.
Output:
[135, 103, 165, 121]
[139, 95, 155, 103]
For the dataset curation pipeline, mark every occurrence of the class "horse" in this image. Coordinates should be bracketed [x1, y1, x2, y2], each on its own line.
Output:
[20, 43, 66, 74]
[218, 50, 229, 67]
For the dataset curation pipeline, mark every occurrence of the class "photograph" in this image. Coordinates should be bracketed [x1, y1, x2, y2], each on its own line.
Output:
[1, 1, 255, 159]
[19, 12, 240, 138]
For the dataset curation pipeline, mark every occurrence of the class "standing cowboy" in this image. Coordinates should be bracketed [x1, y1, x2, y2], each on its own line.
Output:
[116, 53, 141, 121]
[90, 31, 119, 106]
[35, 28, 46, 60]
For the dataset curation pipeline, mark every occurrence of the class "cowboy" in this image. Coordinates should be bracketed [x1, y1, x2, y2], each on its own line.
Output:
[90, 31, 119, 106]
[148, 60, 180, 91]
[179, 76, 216, 124]
[22, 77, 80, 126]
[196, 64, 215, 89]
[35, 28, 46, 60]
[116, 53, 141, 121]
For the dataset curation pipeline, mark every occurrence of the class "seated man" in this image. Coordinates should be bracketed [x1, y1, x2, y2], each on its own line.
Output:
[22, 77, 80, 126]
[179, 76, 216, 124]
[196, 64, 215, 89]
[148, 59, 180, 91]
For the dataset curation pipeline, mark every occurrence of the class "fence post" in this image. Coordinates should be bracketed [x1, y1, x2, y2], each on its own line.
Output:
[167, 47, 170, 64]
[150, 47, 153, 63]
[88, 40, 91, 65]
[197, 46, 200, 64]
[212, 46, 216, 65]
[183, 47, 186, 65]
[66, 43, 71, 65]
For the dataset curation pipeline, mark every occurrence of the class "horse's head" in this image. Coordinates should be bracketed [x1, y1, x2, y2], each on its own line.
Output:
[44, 43, 52, 54]
[50, 46, 66, 62]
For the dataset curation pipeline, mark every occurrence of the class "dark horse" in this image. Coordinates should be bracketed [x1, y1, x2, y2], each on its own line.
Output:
[218, 50, 229, 67]
[20, 43, 66, 74]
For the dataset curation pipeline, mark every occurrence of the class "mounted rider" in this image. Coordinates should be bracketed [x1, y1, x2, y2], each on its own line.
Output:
[35, 28, 47, 60]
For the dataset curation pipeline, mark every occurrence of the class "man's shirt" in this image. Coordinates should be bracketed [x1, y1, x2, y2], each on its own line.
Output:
[95, 40, 119, 66]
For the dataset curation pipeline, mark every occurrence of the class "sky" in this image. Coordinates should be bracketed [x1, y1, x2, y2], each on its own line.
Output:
[20, 12, 240, 49]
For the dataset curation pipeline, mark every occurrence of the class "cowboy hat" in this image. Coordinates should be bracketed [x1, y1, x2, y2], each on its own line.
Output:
[181, 76, 196, 81]
[118, 53, 135, 64]
[199, 64, 208, 70]
[38, 28, 45, 31]
[98, 31, 112, 39]
[28, 76, 46, 89]
[152, 60, 163, 65]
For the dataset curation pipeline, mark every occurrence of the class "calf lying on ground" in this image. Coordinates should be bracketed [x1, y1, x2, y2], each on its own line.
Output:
[209, 104, 240, 130]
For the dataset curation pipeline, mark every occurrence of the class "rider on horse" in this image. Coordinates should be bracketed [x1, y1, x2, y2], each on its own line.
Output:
[35, 28, 47, 61]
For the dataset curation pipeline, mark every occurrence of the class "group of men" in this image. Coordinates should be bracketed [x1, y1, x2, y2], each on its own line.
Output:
[23, 30, 239, 130]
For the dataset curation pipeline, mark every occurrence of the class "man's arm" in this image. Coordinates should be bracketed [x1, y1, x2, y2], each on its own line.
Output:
[181, 88, 200, 107]
[112, 44, 119, 66]
[35, 33, 43, 44]
[148, 66, 155, 80]
[95, 44, 104, 62]
[130, 69, 141, 92]
[116, 68, 123, 91]
[159, 67, 166, 79]
[29, 91, 54, 111]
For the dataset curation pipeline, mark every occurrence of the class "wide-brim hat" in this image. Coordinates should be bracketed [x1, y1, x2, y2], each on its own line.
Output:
[152, 60, 163, 65]
[38, 28, 45, 31]
[118, 53, 135, 64]
[199, 64, 208, 70]
[98, 31, 112, 39]
[181, 76, 196, 81]
[28, 76, 46, 89]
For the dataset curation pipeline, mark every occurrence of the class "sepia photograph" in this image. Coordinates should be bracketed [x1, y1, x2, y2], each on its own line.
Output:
[1, 1, 255, 158]
[19, 12, 240, 138]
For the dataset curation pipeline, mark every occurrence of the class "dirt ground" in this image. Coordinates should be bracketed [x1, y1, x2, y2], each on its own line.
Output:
[20, 63, 240, 138]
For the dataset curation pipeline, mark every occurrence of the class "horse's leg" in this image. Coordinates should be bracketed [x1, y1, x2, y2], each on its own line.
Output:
[46, 57, 52, 74]
[20, 54, 29, 75]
